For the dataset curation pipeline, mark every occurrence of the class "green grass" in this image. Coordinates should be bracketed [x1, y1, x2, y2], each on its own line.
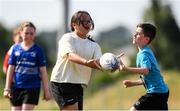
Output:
[0, 70, 180, 110]
[83, 70, 180, 110]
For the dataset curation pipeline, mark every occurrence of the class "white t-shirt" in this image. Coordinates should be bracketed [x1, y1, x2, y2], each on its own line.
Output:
[50, 32, 102, 86]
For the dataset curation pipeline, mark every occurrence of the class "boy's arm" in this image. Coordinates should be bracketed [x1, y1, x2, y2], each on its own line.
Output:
[3, 65, 15, 98]
[123, 79, 143, 88]
[39, 66, 51, 101]
[123, 66, 149, 75]
[119, 59, 149, 75]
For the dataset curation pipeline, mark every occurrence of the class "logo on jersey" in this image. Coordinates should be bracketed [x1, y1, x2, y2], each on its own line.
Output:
[30, 52, 36, 57]
[15, 51, 20, 56]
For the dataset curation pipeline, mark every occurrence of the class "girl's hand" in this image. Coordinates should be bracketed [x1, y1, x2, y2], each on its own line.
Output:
[3, 89, 12, 98]
[43, 91, 51, 101]
[86, 59, 102, 70]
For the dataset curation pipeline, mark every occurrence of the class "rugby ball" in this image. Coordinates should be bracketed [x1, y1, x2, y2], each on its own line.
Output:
[99, 53, 119, 70]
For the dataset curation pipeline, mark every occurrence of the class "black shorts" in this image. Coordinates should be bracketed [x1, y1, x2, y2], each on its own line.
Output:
[10, 88, 40, 106]
[50, 82, 83, 110]
[134, 91, 169, 110]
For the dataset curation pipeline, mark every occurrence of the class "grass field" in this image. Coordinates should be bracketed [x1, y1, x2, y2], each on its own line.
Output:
[0, 70, 180, 110]
[84, 70, 180, 110]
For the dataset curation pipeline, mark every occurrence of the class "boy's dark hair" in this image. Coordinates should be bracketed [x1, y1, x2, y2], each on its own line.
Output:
[137, 23, 156, 44]
[70, 10, 94, 31]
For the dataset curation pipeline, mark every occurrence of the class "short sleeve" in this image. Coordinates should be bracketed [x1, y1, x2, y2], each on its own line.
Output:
[140, 52, 151, 70]
[58, 34, 76, 58]
[8, 45, 14, 55]
[93, 44, 102, 59]
[8, 44, 17, 65]
[37, 47, 46, 67]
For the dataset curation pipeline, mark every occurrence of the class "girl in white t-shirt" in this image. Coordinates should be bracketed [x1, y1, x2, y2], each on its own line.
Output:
[50, 10, 102, 110]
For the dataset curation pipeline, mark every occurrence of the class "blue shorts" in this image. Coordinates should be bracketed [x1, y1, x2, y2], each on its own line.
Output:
[50, 82, 83, 110]
[134, 91, 169, 110]
[10, 88, 40, 106]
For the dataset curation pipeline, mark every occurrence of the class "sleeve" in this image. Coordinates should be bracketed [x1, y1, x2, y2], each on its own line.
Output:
[8, 45, 14, 55]
[37, 47, 46, 67]
[93, 43, 102, 59]
[8, 45, 17, 65]
[58, 34, 76, 58]
[140, 52, 151, 70]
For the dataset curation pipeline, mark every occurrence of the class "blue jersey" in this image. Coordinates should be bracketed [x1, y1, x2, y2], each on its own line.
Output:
[9, 43, 46, 88]
[136, 46, 168, 93]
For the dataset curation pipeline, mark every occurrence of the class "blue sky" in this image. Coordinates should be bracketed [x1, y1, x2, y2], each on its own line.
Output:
[0, 0, 180, 36]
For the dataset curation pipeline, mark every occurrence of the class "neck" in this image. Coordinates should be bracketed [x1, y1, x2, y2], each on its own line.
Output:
[21, 42, 34, 50]
[138, 44, 147, 50]
[75, 31, 87, 39]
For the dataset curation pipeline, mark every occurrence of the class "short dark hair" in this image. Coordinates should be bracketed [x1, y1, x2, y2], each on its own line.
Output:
[137, 23, 156, 44]
[70, 10, 94, 31]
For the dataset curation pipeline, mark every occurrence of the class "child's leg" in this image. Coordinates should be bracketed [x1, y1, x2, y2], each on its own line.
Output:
[22, 104, 35, 111]
[22, 88, 40, 111]
[130, 106, 137, 111]
[11, 106, 21, 111]
[61, 102, 78, 110]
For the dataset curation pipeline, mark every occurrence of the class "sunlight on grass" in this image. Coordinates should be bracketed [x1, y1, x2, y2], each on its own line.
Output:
[84, 70, 180, 110]
[84, 75, 143, 110]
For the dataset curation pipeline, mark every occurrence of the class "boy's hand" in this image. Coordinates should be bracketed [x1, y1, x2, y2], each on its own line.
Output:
[116, 52, 125, 71]
[123, 80, 132, 88]
[119, 61, 125, 71]
[117, 52, 124, 59]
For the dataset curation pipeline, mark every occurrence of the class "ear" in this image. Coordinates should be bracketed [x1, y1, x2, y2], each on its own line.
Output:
[73, 22, 77, 27]
[146, 37, 150, 43]
[72, 23, 77, 29]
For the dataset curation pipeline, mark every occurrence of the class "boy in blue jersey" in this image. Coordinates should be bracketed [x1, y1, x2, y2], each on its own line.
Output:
[3, 21, 51, 111]
[119, 23, 169, 110]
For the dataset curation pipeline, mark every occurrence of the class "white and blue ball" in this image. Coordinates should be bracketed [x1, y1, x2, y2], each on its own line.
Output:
[99, 53, 119, 70]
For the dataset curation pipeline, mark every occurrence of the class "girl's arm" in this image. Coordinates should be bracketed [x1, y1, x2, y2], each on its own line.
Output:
[123, 79, 143, 88]
[67, 53, 101, 70]
[3, 65, 15, 98]
[39, 66, 51, 101]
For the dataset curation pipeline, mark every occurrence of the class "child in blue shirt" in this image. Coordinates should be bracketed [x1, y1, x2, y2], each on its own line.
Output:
[120, 23, 169, 110]
[3, 21, 51, 111]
